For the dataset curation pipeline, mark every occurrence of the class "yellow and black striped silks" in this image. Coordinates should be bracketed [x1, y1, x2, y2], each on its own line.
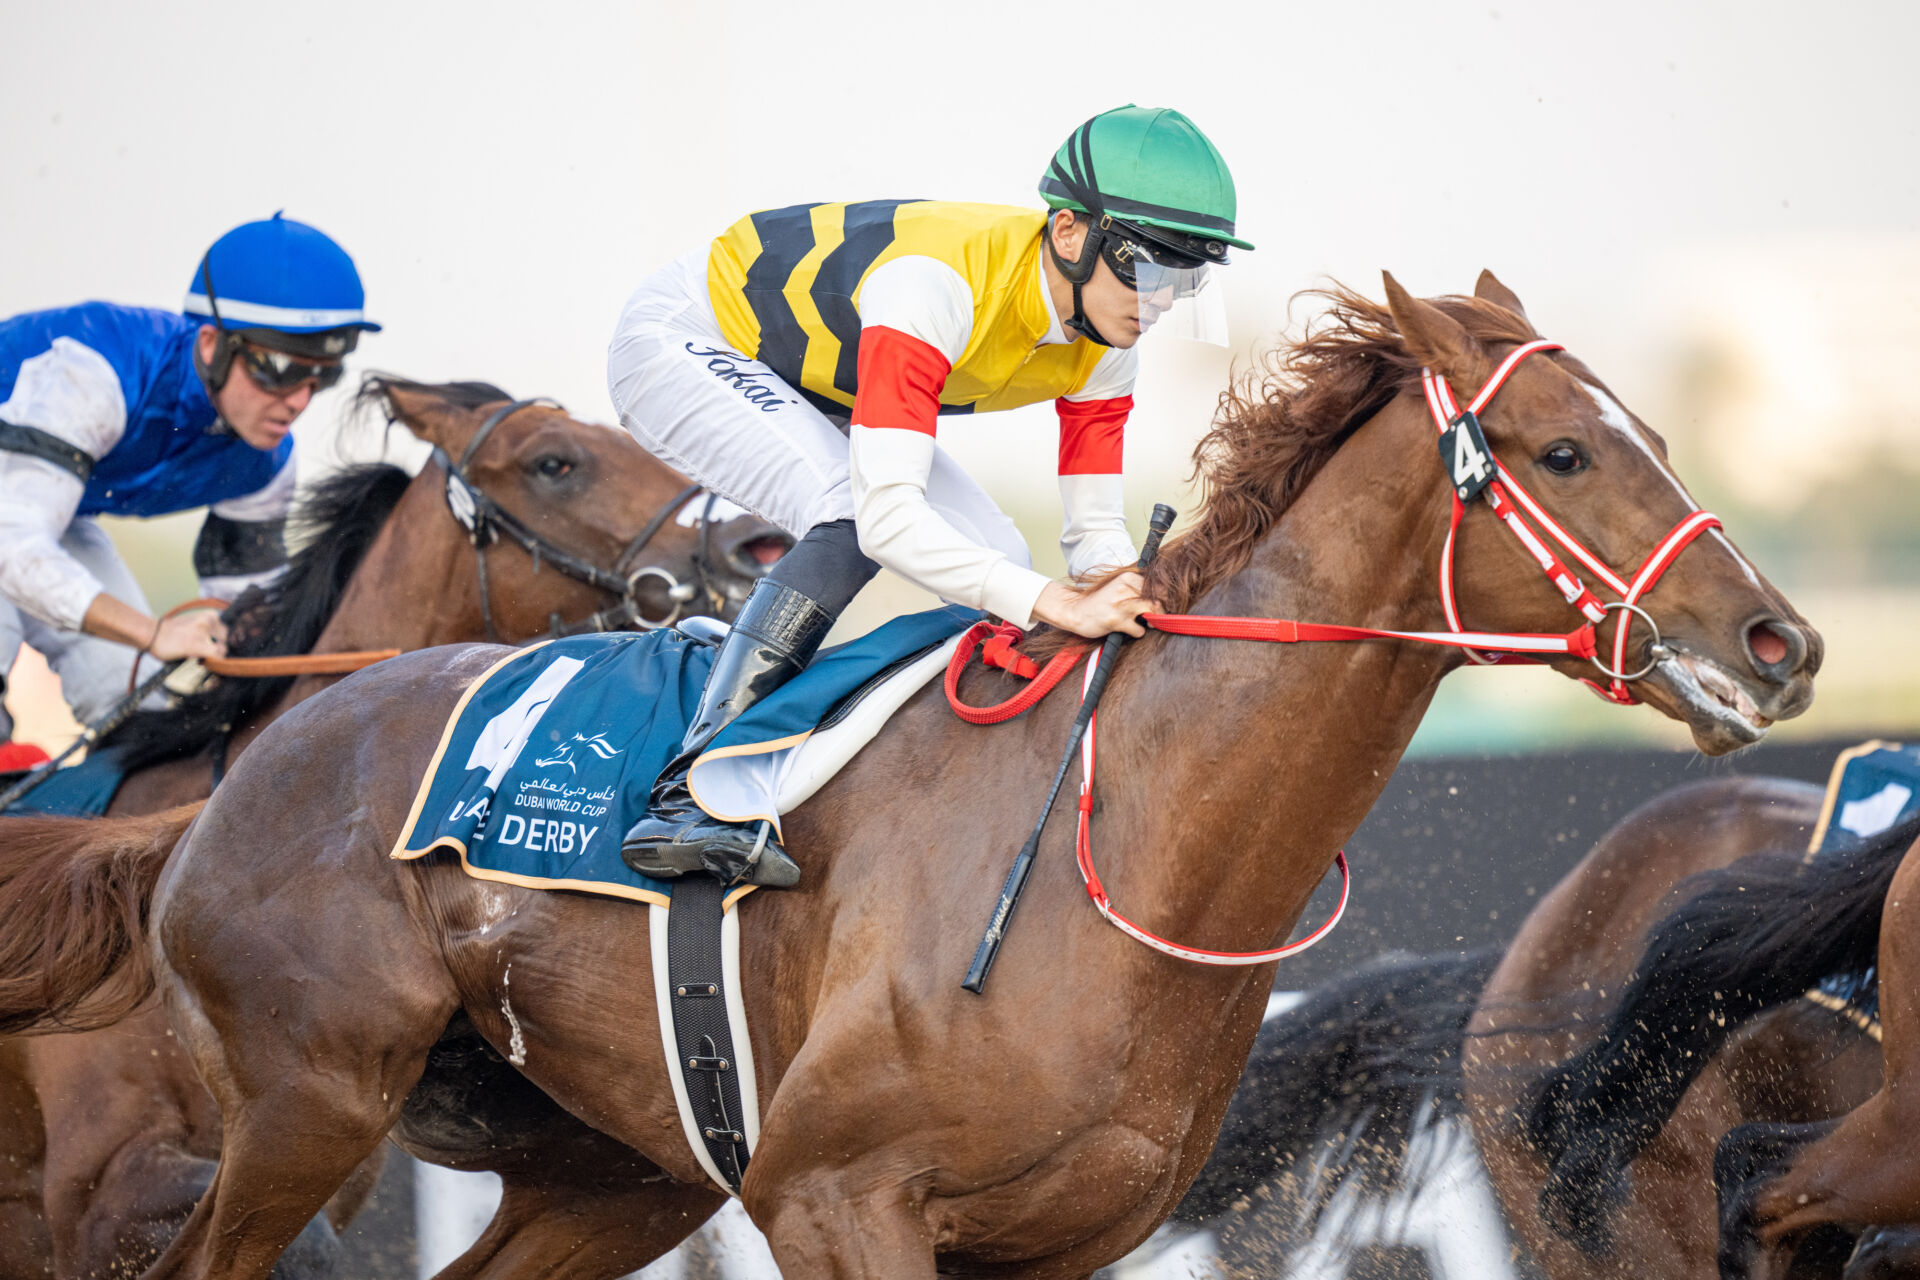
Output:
[706, 201, 1106, 420]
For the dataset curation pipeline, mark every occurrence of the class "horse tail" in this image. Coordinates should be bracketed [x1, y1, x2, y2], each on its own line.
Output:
[0, 803, 202, 1035]
[1527, 812, 1919, 1254]
[1173, 947, 1501, 1231]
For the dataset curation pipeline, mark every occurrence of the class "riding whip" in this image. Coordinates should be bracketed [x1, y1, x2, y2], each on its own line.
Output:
[0, 661, 180, 813]
[962, 503, 1175, 995]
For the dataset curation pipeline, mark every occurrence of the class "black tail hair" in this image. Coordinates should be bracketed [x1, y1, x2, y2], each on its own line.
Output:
[1526, 813, 1920, 1253]
[1173, 948, 1500, 1234]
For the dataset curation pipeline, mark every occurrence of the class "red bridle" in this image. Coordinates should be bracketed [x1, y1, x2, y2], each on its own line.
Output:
[1418, 338, 1722, 703]
[946, 336, 1727, 967]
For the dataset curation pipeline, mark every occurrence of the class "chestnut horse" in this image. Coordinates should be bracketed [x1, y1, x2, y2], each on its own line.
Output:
[1168, 774, 1884, 1279]
[0, 376, 789, 1279]
[1528, 808, 1920, 1279]
[0, 273, 1820, 1278]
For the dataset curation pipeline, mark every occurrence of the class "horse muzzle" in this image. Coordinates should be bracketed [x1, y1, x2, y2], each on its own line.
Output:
[1640, 617, 1820, 755]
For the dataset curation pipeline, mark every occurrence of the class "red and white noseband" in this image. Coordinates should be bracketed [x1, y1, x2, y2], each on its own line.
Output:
[1421, 340, 1722, 704]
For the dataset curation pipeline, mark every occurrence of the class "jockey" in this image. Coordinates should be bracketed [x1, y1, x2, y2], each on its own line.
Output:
[0, 213, 378, 752]
[609, 105, 1251, 888]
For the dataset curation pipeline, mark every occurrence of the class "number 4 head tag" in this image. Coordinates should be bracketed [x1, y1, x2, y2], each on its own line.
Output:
[1438, 409, 1496, 502]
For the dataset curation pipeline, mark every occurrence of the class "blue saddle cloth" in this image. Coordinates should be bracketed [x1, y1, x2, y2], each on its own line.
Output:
[391, 607, 977, 905]
[1808, 741, 1920, 1027]
[0, 745, 133, 817]
[1811, 741, 1920, 858]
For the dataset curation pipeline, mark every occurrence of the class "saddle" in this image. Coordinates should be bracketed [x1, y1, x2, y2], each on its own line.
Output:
[390, 607, 978, 1192]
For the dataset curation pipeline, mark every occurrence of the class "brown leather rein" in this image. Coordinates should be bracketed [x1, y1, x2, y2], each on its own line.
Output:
[203, 649, 401, 677]
[130, 599, 399, 694]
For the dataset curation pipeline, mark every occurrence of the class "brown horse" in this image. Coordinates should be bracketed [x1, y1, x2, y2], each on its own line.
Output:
[1167, 774, 1884, 1279]
[0, 376, 789, 1279]
[0, 273, 1821, 1278]
[1471, 778, 1886, 1279]
[1525, 805, 1920, 1279]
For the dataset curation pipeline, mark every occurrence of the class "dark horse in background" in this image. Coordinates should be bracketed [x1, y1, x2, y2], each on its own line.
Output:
[1171, 773, 1889, 1279]
[0, 376, 788, 1279]
[0, 274, 1820, 1278]
[1529, 808, 1920, 1279]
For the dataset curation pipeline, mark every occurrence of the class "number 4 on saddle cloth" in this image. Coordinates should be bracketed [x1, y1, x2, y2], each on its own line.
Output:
[389, 606, 979, 1196]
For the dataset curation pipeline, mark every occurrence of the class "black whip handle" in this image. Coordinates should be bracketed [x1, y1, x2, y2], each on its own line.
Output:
[0, 661, 179, 814]
[962, 504, 1175, 994]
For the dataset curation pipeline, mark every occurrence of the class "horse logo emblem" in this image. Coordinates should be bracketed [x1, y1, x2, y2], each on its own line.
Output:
[534, 733, 624, 774]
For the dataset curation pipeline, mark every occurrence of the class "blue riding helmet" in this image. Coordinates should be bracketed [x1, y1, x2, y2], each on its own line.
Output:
[184, 212, 379, 383]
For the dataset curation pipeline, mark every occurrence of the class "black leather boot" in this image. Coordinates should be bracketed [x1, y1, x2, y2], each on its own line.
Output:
[621, 580, 833, 887]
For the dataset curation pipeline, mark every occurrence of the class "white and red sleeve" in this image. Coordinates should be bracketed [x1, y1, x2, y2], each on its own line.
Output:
[848, 256, 1053, 626]
[1056, 344, 1138, 578]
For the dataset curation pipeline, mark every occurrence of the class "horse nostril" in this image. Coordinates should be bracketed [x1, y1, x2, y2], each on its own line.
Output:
[1745, 618, 1804, 677]
[741, 534, 791, 568]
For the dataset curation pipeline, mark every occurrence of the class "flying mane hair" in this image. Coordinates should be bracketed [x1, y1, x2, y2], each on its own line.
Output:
[1143, 285, 1537, 618]
[97, 376, 513, 774]
[1013, 286, 1535, 664]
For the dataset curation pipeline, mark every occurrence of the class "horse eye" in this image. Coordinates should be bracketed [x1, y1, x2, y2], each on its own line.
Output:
[534, 455, 574, 480]
[1541, 444, 1587, 476]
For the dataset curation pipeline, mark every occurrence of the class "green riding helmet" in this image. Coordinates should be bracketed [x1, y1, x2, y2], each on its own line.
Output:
[1041, 105, 1252, 261]
[1039, 105, 1251, 346]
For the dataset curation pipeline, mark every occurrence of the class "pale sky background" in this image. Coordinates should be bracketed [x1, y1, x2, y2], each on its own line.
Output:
[5, 0, 1917, 749]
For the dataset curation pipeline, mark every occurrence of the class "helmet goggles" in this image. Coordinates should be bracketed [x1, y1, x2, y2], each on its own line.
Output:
[1095, 218, 1228, 345]
[237, 340, 345, 395]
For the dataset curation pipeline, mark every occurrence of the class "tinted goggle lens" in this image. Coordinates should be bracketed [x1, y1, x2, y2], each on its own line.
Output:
[241, 345, 344, 393]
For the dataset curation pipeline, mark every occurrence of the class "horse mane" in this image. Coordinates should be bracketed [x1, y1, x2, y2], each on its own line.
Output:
[1013, 285, 1534, 661]
[1145, 285, 1536, 616]
[99, 463, 414, 772]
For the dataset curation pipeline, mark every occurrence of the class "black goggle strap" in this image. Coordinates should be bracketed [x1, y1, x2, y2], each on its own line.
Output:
[195, 257, 243, 392]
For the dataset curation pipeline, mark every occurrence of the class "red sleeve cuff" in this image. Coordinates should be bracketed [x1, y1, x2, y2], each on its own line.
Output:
[853, 325, 951, 436]
[1057, 395, 1131, 475]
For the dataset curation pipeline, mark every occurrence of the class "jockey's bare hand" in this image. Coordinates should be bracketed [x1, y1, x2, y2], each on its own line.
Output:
[148, 611, 228, 662]
[1032, 571, 1159, 640]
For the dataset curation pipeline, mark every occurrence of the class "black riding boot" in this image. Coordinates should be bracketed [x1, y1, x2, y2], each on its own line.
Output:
[621, 579, 834, 886]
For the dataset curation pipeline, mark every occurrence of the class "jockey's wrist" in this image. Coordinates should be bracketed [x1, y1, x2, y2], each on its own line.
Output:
[982, 561, 1050, 631]
[78, 592, 159, 652]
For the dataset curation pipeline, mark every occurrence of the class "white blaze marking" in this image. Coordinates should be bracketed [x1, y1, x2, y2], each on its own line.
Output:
[1579, 381, 1772, 594]
[676, 492, 749, 526]
[1577, 382, 1696, 510]
[1709, 528, 1767, 592]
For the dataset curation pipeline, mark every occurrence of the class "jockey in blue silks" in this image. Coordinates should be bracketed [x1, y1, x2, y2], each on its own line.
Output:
[0, 213, 379, 757]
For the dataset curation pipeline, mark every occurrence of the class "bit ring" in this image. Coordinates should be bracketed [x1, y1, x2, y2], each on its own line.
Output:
[1590, 601, 1666, 683]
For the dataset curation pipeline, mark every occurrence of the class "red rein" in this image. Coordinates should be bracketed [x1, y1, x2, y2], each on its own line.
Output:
[946, 619, 1350, 967]
[945, 338, 1725, 967]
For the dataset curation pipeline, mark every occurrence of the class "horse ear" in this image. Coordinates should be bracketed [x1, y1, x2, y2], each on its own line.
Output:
[1382, 271, 1478, 377]
[1474, 270, 1532, 324]
[379, 384, 481, 457]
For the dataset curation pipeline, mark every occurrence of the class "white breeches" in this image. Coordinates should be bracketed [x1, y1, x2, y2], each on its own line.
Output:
[605, 250, 1030, 569]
